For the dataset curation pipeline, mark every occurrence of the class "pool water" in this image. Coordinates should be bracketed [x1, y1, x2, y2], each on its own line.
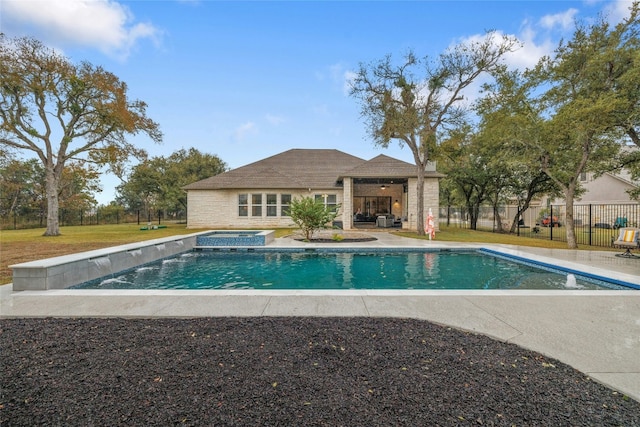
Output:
[72, 250, 624, 291]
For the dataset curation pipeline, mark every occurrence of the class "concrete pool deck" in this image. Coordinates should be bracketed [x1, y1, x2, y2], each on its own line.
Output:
[1, 231, 639, 401]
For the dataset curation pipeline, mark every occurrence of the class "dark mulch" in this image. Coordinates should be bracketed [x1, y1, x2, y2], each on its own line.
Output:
[1, 317, 639, 426]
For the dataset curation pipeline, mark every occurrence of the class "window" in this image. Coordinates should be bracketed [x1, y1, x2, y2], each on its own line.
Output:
[238, 194, 248, 217]
[579, 172, 587, 182]
[281, 194, 291, 216]
[327, 194, 338, 212]
[315, 194, 338, 212]
[266, 194, 277, 217]
[251, 194, 262, 217]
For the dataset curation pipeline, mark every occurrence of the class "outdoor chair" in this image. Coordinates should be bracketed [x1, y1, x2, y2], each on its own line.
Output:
[612, 227, 640, 259]
[614, 217, 628, 229]
[376, 215, 395, 228]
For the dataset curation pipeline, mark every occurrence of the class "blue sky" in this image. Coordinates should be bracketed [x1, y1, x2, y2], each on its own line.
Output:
[1, 0, 634, 204]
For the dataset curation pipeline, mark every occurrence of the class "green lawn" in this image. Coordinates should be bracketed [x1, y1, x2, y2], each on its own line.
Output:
[395, 226, 573, 249]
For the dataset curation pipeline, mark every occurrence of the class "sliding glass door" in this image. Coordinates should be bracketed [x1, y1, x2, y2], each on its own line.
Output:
[353, 196, 391, 217]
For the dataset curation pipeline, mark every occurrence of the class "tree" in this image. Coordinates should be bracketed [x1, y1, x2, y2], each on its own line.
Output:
[57, 162, 101, 216]
[1, 157, 103, 227]
[350, 31, 518, 235]
[439, 132, 492, 230]
[117, 148, 227, 218]
[287, 196, 340, 241]
[0, 157, 44, 220]
[0, 35, 162, 236]
[474, 67, 560, 233]
[160, 148, 227, 214]
[116, 161, 162, 220]
[530, 4, 640, 248]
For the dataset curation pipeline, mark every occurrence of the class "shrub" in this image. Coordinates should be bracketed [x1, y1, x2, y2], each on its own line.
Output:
[287, 196, 340, 241]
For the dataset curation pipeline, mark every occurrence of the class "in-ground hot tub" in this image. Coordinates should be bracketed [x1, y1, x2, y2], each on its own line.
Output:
[195, 230, 274, 247]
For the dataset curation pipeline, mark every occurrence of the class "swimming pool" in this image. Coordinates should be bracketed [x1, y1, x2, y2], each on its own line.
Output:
[72, 249, 631, 291]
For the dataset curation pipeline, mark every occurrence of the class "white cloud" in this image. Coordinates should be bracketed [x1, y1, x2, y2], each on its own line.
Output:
[233, 122, 257, 141]
[602, 0, 637, 24]
[343, 70, 357, 96]
[265, 114, 286, 126]
[539, 8, 579, 31]
[318, 62, 357, 96]
[2, 0, 161, 60]
[503, 24, 555, 70]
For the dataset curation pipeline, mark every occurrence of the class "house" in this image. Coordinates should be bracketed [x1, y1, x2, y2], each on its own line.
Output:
[534, 145, 639, 227]
[183, 148, 444, 231]
[572, 170, 638, 204]
[543, 145, 639, 205]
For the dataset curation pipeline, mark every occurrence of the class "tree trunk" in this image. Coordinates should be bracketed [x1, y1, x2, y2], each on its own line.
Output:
[44, 165, 61, 236]
[468, 204, 479, 230]
[493, 204, 503, 232]
[564, 186, 578, 249]
[510, 204, 529, 234]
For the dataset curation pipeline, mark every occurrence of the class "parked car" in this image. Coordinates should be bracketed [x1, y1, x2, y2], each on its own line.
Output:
[594, 222, 612, 229]
[541, 215, 562, 227]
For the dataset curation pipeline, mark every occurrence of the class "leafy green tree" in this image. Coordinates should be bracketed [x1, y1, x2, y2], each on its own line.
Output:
[474, 68, 560, 232]
[618, 147, 640, 200]
[439, 139, 492, 230]
[0, 158, 44, 219]
[287, 196, 340, 241]
[116, 162, 162, 219]
[161, 148, 227, 214]
[350, 32, 518, 235]
[58, 162, 100, 212]
[117, 148, 227, 218]
[99, 201, 126, 224]
[0, 35, 162, 236]
[528, 5, 639, 248]
[1, 157, 99, 226]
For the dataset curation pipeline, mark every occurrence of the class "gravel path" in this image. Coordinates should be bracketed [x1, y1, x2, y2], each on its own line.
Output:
[2, 317, 639, 426]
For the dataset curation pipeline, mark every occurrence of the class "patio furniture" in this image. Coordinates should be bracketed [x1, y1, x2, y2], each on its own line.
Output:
[376, 215, 395, 228]
[614, 217, 628, 229]
[612, 227, 640, 258]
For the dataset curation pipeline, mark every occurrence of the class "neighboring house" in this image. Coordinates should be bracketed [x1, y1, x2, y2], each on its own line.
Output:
[544, 145, 639, 206]
[536, 145, 639, 227]
[183, 148, 444, 231]
[572, 170, 638, 204]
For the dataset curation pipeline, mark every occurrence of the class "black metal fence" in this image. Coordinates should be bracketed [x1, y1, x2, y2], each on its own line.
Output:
[440, 203, 640, 248]
[1, 207, 185, 230]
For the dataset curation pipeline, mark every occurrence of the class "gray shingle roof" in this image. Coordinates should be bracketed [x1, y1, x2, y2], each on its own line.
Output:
[341, 154, 417, 178]
[183, 149, 443, 190]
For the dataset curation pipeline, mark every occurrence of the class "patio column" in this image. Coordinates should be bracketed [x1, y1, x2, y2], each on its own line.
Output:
[343, 177, 353, 230]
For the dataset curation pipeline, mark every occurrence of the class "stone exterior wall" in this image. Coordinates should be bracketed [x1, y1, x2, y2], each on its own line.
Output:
[187, 189, 344, 229]
[405, 177, 440, 232]
[186, 178, 440, 231]
[343, 178, 353, 230]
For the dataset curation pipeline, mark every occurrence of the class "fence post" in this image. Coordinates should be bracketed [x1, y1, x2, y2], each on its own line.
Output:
[550, 205, 554, 241]
[589, 203, 593, 246]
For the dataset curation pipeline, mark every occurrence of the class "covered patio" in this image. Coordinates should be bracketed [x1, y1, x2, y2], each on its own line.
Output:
[338, 155, 443, 231]
[351, 178, 407, 229]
